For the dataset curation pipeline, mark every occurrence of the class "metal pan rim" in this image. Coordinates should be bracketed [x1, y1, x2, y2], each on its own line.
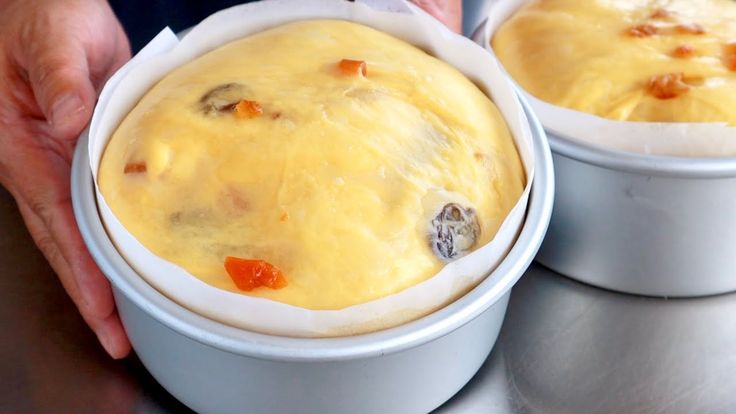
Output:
[548, 131, 736, 179]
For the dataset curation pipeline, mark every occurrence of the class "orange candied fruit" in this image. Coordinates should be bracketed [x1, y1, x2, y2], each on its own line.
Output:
[627, 24, 658, 37]
[338, 59, 367, 77]
[649, 8, 671, 20]
[682, 74, 705, 86]
[646, 73, 690, 100]
[234, 100, 263, 119]
[224, 257, 287, 291]
[672, 44, 696, 59]
[123, 162, 147, 174]
[723, 42, 736, 71]
[674, 23, 706, 35]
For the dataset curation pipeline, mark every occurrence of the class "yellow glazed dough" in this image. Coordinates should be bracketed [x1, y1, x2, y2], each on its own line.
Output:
[99, 20, 524, 310]
[494, 0, 736, 123]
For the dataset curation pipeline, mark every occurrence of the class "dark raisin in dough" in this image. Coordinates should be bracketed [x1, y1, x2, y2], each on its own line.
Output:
[430, 203, 480, 261]
[199, 83, 249, 115]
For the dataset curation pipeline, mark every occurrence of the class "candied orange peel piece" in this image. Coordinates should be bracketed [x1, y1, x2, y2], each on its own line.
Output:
[723, 42, 736, 71]
[627, 24, 658, 37]
[682, 74, 705, 86]
[673, 44, 696, 59]
[646, 73, 691, 100]
[338, 59, 367, 77]
[674, 23, 706, 35]
[225, 257, 287, 291]
[123, 162, 147, 174]
[649, 8, 671, 20]
[234, 100, 263, 119]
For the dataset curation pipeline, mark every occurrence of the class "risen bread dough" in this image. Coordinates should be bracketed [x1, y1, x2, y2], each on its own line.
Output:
[494, 0, 736, 124]
[99, 20, 524, 310]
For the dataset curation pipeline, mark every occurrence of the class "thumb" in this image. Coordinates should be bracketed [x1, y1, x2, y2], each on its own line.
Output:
[25, 36, 96, 141]
[408, 0, 463, 33]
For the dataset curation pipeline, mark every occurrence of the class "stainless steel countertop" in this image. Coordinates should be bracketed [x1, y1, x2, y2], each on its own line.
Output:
[4, 183, 736, 413]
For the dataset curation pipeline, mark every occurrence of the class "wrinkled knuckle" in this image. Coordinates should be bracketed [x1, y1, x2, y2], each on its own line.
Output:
[34, 61, 54, 90]
[35, 233, 61, 264]
[36, 62, 76, 100]
[28, 197, 54, 227]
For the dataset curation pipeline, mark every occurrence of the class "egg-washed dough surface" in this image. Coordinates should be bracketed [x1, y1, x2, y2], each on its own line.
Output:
[99, 20, 524, 310]
[494, 0, 736, 124]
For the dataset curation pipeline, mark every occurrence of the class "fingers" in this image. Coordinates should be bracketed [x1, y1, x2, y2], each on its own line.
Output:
[0, 0, 134, 360]
[408, 0, 463, 33]
[93, 23, 132, 93]
[15, 180, 114, 322]
[95, 311, 132, 359]
[15, 194, 131, 358]
[19, 21, 97, 142]
[3, 120, 131, 360]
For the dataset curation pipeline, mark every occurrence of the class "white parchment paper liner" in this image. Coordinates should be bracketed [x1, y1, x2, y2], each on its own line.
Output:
[89, 0, 535, 337]
[480, 0, 736, 158]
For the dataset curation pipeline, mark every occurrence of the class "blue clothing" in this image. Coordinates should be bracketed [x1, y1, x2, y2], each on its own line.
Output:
[109, 0, 254, 52]
[111, 1, 474, 52]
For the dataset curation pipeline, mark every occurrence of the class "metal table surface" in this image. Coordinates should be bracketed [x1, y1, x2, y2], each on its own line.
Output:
[4, 182, 736, 414]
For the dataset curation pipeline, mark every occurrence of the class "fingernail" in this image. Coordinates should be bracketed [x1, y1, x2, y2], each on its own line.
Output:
[50, 93, 86, 127]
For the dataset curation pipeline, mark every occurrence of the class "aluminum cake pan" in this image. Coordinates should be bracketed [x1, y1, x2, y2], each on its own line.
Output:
[71, 90, 552, 413]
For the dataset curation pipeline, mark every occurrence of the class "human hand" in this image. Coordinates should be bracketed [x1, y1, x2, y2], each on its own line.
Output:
[408, 0, 463, 33]
[0, 0, 131, 358]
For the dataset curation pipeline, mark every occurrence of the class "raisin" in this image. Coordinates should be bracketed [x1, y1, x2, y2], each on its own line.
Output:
[199, 83, 249, 115]
[430, 203, 481, 262]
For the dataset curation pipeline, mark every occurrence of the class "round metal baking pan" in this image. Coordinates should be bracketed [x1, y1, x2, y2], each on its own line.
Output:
[537, 131, 736, 297]
[71, 94, 553, 413]
[475, 1, 736, 297]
